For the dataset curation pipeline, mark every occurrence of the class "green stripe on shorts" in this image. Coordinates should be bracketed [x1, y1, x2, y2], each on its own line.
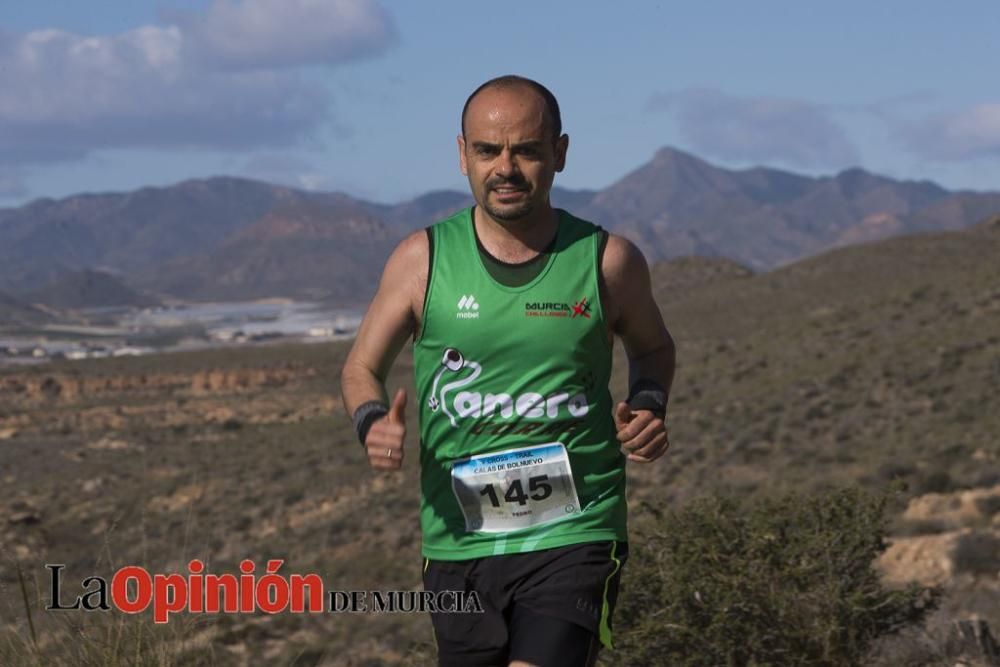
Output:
[598, 541, 622, 650]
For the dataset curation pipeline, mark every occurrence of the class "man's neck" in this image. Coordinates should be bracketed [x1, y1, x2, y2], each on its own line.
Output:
[473, 204, 559, 264]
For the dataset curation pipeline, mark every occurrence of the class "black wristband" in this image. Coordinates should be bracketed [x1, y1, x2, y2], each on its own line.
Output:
[353, 400, 389, 447]
[627, 379, 667, 419]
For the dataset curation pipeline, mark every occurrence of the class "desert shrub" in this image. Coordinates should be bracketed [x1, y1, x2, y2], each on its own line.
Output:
[973, 467, 1000, 488]
[874, 461, 916, 484]
[915, 470, 955, 495]
[0, 609, 219, 667]
[974, 494, 1000, 518]
[221, 418, 243, 431]
[952, 531, 1000, 576]
[608, 487, 937, 667]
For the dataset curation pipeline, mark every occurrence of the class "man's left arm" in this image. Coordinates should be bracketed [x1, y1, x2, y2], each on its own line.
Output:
[602, 234, 676, 463]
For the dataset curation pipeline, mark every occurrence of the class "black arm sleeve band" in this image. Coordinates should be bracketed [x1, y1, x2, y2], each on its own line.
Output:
[353, 400, 389, 447]
[627, 379, 667, 419]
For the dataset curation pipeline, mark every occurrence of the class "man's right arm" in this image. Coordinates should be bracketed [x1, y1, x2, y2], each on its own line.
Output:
[340, 231, 428, 469]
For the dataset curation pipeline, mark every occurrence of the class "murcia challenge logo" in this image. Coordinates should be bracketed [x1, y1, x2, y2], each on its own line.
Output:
[524, 296, 591, 319]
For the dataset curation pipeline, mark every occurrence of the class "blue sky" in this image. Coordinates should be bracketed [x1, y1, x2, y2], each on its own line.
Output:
[1, 1, 998, 206]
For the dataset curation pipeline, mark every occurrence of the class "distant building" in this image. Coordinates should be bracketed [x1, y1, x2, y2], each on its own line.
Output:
[308, 327, 335, 338]
[112, 346, 151, 357]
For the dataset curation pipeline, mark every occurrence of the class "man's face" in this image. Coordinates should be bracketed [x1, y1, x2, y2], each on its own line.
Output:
[459, 86, 568, 223]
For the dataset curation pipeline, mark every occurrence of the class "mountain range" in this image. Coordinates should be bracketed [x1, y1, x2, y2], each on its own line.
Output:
[1, 147, 998, 310]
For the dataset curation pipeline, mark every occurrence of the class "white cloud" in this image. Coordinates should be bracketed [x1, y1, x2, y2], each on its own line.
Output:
[0, 1, 395, 166]
[176, 0, 397, 69]
[647, 88, 858, 169]
[901, 103, 1000, 161]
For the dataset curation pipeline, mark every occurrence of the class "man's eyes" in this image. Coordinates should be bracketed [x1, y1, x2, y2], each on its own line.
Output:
[474, 146, 541, 158]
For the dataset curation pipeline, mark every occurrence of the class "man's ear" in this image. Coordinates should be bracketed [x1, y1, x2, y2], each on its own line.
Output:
[457, 135, 468, 176]
[554, 134, 569, 173]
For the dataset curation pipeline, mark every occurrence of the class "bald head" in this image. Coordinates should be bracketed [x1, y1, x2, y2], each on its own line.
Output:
[457, 76, 568, 225]
[461, 75, 562, 143]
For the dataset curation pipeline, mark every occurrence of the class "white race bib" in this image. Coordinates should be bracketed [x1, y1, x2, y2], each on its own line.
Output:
[450, 442, 581, 533]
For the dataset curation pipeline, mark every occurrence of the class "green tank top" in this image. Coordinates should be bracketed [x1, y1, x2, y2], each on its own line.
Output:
[414, 207, 627, 560]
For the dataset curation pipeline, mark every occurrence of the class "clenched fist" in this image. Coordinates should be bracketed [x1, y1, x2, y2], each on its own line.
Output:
[613, 401, 669, 463]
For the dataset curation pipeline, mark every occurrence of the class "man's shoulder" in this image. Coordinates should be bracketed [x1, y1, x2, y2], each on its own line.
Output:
[600, 233, 649, 291]
[551, 209, 633, 269]
[427, 206, 472, 232]
[602, 232, 643, 263]
[385, 229, 430, 275]
[553, 209, 608, 255]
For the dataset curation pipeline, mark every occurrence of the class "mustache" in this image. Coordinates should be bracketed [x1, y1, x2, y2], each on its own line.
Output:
[487, 176, 528, 190]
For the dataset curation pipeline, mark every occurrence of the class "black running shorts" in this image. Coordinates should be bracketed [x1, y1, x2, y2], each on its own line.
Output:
[422, 540, 628, 667]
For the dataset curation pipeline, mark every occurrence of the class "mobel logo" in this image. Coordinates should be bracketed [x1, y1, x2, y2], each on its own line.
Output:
[456, 295, 480, 319]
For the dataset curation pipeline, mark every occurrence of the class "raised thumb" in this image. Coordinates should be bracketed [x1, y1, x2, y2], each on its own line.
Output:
[388, 388, 407, 424]
[614, 401, 632, 428]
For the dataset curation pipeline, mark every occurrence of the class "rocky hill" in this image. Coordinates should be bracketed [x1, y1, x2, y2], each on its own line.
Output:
[581, 147, 1000, 268]
[0, 291, 54, 326]
[137, 198, 396, 303]
[24, 269, 161, 309]
[0, 177, 295, 293]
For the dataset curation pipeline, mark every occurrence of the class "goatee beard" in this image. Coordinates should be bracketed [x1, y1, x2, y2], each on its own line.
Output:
[484, 199, 534, 222]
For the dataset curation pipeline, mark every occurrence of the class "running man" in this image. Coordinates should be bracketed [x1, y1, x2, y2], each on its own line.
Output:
[341, 75, 675, 667]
